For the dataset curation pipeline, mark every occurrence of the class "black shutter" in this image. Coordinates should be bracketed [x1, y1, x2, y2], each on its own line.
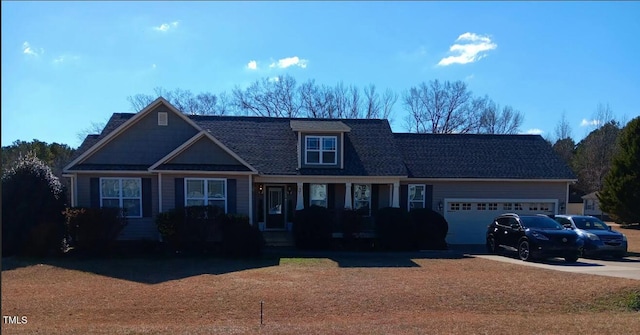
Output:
[303, 183, 310, 209]
[90, 178, 100, 208]
[327, 184, 336, 209]
[142, 178, 152, 217]
[425, 185, 433, 210]
[175, 178, 184, 210]
[400, 184, 408, 211]
[227, 179, 237, 214]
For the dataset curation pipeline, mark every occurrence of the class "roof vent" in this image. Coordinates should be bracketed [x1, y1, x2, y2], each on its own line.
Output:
[158, 112, 168, 126]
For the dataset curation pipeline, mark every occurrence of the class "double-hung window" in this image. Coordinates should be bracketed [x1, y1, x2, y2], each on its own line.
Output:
[100, 178, 142, 218]
[353, 184, 371, 215]
[408, 184, 425, 210]
[185, 178, 227, 211]
[305, 136, 337, 164]
[310, 184, 328, 207]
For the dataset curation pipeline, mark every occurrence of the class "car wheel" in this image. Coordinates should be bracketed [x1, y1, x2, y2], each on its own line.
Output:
[565, 254, 579, 263]
[518, 240, 531, 261]
[486, 236, 497, 254]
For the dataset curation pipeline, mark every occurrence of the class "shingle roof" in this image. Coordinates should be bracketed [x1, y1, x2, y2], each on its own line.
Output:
[194, 116, 407, 176]
[394, 133, 577, 180]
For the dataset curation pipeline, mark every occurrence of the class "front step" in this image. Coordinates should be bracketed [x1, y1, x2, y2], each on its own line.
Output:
[263, 231, 295, 247]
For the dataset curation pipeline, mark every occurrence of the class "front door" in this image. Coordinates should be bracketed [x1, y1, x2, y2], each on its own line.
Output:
[266, 186, 285, 230]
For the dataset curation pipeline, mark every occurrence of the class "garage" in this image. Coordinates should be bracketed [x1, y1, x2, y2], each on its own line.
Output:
[444, 198, 557, 244]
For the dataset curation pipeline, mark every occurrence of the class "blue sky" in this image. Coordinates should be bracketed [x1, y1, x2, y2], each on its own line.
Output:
[2, 1, 639, 148]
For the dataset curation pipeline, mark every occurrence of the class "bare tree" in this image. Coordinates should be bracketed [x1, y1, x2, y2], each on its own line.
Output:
[127, 87, 225, 115]
[364, 84, 381, 119]
[346, 85, 361, 118]
[554, 111, 573, 141]
[403, 80, 483, 134]
[477, 100, 524, 134]
[381, 88, 398, 120]
[76, 120, 108, 143]
[232, 74, 301, 117]
[127, 94, 155, 113]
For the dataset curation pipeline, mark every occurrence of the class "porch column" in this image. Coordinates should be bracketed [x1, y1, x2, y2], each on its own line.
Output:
[392, 181, 400, 208]
[344, 182, 352, 209]
[295, 182, 305, 210]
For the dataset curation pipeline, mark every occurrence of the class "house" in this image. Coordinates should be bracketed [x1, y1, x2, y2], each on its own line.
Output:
[567, 185, 586, 215]
[63, 98, 576, 245]
[582, 191, 609, 220]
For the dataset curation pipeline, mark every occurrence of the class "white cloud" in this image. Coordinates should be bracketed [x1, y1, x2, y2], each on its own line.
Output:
[269, 56, 308, 69]
[152, 64, 157, 69]
[153, 21, 179, 32]
[464, 74, 475, 81]
[52, 54, 79, 64]
[438, 32, 497, 66]
[525, 128, 544, 135]
[268, 76, 280, 82]
[22, 41, 43, 56]
[246, 60, 258, 70]
[580, 118, 601, 127]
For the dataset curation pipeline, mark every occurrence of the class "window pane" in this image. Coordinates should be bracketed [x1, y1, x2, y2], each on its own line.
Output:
[306, 137, 319, 150]
[306, 151, 320, 163]
[123, 199, 141, 217]
[322, 137, 336, 150]
[207, 200, 225, 210]
[187, 199, 205, 206]
[354, 184, 371, 201]
[101, 179, 120, 197]
[311, 199, 327, 207]
[410, 202, 424, 209]
[355, 200, 370, 210]
[207, 180, 225, 199]
[187, 180, 204, 198]
[102, 199, 120, 208]
[409, 185, 424, 201]
[310, 184, 327, 201]
[322, 151, 336, 164]
[122, 179, 141, 197]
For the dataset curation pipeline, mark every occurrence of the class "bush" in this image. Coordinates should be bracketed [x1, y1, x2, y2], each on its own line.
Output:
[293, 205, 333, 250]
[63, 207, 128, 256]
[409, 208, 449, 250]
[221, 214, 264, 258]
[2, 152, 67, 256]
[375, 207, 412, 251]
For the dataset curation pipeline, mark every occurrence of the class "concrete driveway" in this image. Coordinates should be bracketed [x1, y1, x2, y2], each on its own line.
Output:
[452, 245, 640, 280]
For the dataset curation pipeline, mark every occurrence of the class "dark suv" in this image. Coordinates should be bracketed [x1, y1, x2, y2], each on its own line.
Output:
[486, 213, 583, 262]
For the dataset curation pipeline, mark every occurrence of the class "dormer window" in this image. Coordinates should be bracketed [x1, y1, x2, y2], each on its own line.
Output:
[306, 136, 337, 165]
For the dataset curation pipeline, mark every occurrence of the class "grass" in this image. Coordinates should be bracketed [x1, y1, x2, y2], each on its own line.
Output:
[2, 251, 640, 335]
[612, 222, 640, 256]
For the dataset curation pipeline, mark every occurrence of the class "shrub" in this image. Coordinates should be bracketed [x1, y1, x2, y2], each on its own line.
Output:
[63, 207, 128, 256]
[2, 152, 67, 256]
[375, 207, 412, 251]
[409, 208, 449, 250]
[221, 214, 264, 258]
[293, 205, 333, 250]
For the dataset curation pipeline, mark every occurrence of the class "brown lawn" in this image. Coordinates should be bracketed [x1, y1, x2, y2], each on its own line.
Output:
[2, 251, 639, 335]
[613, 223, 640, 255]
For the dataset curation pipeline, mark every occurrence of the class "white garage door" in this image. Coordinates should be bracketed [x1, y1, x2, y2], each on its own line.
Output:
[444, 199, 557, 244]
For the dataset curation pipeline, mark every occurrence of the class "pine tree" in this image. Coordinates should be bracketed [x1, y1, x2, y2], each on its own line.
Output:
[598, 116, 640, 224]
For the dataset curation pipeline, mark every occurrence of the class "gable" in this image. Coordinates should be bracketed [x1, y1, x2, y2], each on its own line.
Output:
[166, 136, 244, 166]
[81, 105, 199, 167]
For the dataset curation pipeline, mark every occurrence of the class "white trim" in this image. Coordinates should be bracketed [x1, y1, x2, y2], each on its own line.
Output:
[296, 182, 304, 210]
[297, 131, 301, 170]
[304, 135, 338, 165]
[99, 177, 143, 218]
[64, 97, 202, 172]
[255, 175, 406, 183]
[184, 178, 228, 212]
[152, 170, 255, 175]
[344, 182, 352, 209]
[148, 131, 258, 173]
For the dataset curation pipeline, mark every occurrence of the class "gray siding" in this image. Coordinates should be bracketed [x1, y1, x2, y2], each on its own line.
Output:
[76, 173, 159, 240]
[300, 133, 342, 168]
[167, 136, 243, 165]
[84, 107, 199, 165]
[160, 174, 250, 216]
[402, 180, 568, 212]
